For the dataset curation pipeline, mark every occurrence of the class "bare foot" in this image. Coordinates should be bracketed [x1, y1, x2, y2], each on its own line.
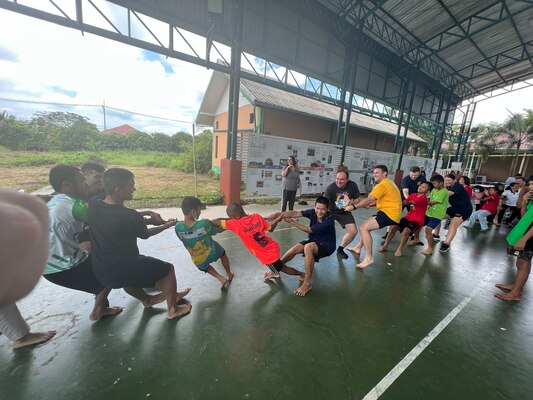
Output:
[495, 292, 521, 301]
[167, 303, 192, 320]
[220, 278, 230, 290]
[356, 258, 374, 269]
[12, 331, 56, 349]
[89, 306, 123, 321]
[176, 288, 192, 302]
[377, 245, 387, 253]
[394, 249, 402, 257]
[143, 292, 166, 308]
[347, 247, 361, 255]
[495, 284, 514, 292]
[227, 272, 235, 282]
[264, 270, 280, 280]
[294, 283, 312, 297]
[296, 274, 305, 282]
[421, 249, 433, 256]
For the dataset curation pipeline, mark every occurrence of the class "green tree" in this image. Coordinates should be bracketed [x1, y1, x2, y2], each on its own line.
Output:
[125, 131, 153, 151]
[152, 133, 173, 152]
[0, 116, 34, 150]
[500, 110, 533, 175]
[171, 131, 192, 153]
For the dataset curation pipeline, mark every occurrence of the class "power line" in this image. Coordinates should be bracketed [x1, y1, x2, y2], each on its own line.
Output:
[0, 97, 194, 124]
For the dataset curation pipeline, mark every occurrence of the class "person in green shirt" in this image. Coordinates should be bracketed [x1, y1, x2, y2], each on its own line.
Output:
[175, 197, 234, 289]
[422, 175, 449, 256]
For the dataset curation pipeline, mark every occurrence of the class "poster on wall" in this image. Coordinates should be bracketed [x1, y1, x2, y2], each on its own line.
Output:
[246, 135, 340, 196]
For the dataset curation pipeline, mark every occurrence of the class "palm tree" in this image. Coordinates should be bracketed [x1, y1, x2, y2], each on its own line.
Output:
[502, 110, 533, 175]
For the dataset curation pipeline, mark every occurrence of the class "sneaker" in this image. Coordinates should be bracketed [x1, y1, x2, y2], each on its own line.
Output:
[439, 243, 450, 253]
[432, 234, 440, 241]
[443, 218, 451, 230]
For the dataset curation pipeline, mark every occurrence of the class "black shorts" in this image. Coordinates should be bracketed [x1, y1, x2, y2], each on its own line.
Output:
[94, 255, 171, 289]
[44, 256, 105, 295]
[266, 259, 284, 274]
[398, 217, 421, 233]
[299, 239, 335, 261]
[446, 206, 473, 221]
[375, 211, 398, 229]
[332, 212, 356, 228]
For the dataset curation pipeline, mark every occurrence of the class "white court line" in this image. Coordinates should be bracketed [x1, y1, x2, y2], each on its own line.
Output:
[362, 270, 495, 400]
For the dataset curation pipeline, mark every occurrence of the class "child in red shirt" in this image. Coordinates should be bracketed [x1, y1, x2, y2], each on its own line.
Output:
[216, 203, 304, 281]
[378, 182, 431, 256]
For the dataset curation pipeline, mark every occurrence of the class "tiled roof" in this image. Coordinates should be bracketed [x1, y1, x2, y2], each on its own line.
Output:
[101, 124, 138, 135]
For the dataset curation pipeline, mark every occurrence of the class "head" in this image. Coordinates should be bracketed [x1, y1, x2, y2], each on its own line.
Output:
[444, 174, 456, 188]
[509, 182, 517, 192]
[314, 196, 330, 219]
[408, 166, 421, 180]
[529, 178, 533, 192]
[181, 196, 203, 220]
[497, 183, 504, 192]
[516, 176, 526, 188]
[226, 203, 246, 219]
[418, 181, 432, 194]
[287, 156, 297, 166]
[430, 174, 444, 190]
[335, 170, 349, 188]
[459, 176, 470, 186]
[81, 162, 105, 194]
[373, 165, 388, 183]
[49, 165, 88, 199]
[104, 168, 136, 201]
[488, 186, 498, 195]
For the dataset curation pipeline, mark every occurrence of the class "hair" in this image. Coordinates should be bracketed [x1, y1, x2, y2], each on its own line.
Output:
[374, 165, 388, 173]
[515, 173, 523, 178]
[103, 168, 134, 195]
[420, 181, 433, 191]
[226, 203, 246, 218]
[181, 196, 202, 215]
[409, 166, 420, 173]
[517, 176, 526, 183]
[430, 174, 444, 183]
[445, 173, 456, 180]
[287, 155, 297, 164]
[81, 162, 105, 174]
[460, 176, 471, 185]
[49, 165, 81, 192]
[491, 186, 499, 191]
[315, 196, 330, 208]
[336, 168, 349, 179]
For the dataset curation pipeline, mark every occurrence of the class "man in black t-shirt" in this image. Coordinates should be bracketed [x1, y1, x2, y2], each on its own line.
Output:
[324, 170, 360, 259]
[88, 168, 192, 320]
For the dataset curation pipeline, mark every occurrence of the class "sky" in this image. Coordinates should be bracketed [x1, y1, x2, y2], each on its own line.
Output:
[0, 7, 532, 136]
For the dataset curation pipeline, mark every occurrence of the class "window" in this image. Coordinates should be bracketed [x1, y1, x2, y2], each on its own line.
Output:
[215, 136, 219, 158]
[249, 113, 254, 124]
[215, 120, 219, 130]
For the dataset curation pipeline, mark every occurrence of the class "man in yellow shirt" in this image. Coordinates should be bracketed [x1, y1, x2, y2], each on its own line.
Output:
[346, 165, 402, 268]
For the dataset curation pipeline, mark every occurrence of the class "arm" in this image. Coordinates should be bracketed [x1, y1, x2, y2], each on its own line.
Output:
[281, 165, 291, 177]
[140, 210, 166, 226]
[350, 195, 377, 210]
[147, 219, 176, 237]
[520, 191, 533, 217]
[513, 224, 533, 250]
[267, 213, 284, 232]
[402, 188, 410, 199]
[266, 210, 302, 220]
[286, 217, 312, 234]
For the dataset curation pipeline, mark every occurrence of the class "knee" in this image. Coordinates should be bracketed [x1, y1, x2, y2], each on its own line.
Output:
[303, 244, 316, 255]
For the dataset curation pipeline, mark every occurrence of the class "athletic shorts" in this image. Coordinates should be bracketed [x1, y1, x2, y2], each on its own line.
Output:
[94, 255, 171, 289]
[398, 217, 420, 233]
[424, 216, 442, 229]
[332, 212, 356, 228]
[299, 239, 335, 261]
[266, 259, 284, 274]
[375, 211, 398, 229]
[44, 256, 105, 295]
[446, 205, 473, 221]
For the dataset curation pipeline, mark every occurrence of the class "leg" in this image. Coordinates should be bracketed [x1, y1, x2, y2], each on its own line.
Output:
[496, 205, 507, 224]
[287, 190, 296, 211]
[442, 216, 463, 247]
[281, 189, 289, 212]
[219, 252, 234, 281]
[338, 223, 357, 259]
[206, 265, 230, 289]
[422, 226, 435, 255]
[495, 257, 531, 301]
[281, 243, 304, 264]
[124, 287, 167, 308]
[0, 304, 56, 349]
[281, 264, 305, 280]
[294, 243, 318, 297]
[395, 228, 411, 257]
[356, 217, 381, 269]
[154, 264, 192, 320]
[479, 210, 491, 231]
[377, 225, 399, 252]
[89, 287, 123, 321]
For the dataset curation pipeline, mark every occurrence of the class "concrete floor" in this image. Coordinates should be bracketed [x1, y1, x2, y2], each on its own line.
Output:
[2, 203, 532, 400]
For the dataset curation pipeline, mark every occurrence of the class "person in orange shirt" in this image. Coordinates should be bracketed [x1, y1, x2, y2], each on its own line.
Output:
[346, 165, 402, 268]
[216, 203, 304, 282]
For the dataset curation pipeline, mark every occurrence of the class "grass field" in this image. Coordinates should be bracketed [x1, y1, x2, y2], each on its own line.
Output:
[0, 151, 222, 207]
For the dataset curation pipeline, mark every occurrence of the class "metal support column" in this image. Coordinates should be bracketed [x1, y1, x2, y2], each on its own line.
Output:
[396, 81, 416, 170]
[226, 0, 243, 160]
[340, 46, 360, 165]
[335, 46, 353, 145]
[454, 104, 470, 161]
[460, 102, 477, 162]
[428, 99, 444, 159]
[432, 92, 453, 175]
[393, 79, 410, 154]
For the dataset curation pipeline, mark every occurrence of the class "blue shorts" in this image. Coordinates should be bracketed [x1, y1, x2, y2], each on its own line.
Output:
[424, 216, 442, 229]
